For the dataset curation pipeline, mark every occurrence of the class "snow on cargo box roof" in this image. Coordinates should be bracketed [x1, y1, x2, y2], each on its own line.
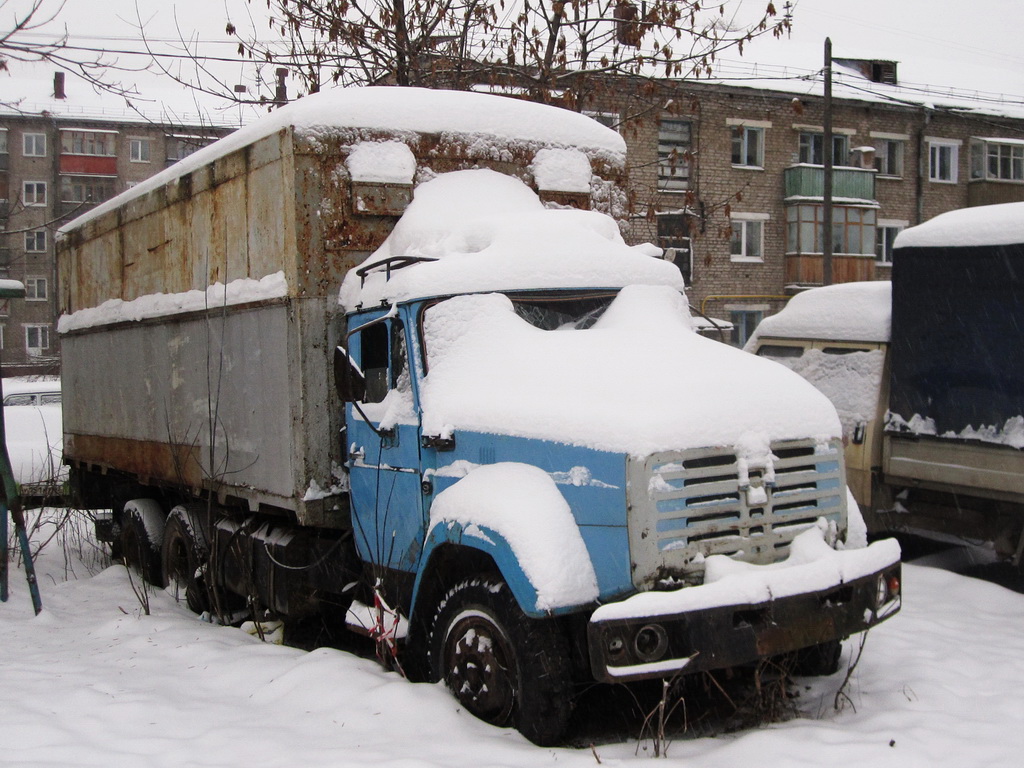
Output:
[59, 86, 625, 235]
[339, 169, 684, 308]
[895, 201, 1024, 249]
[744, 281, 891, 347]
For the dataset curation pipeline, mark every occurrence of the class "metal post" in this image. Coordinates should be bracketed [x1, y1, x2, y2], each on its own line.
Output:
[0, 280, 43, 613]
[823, 37, 834, 286]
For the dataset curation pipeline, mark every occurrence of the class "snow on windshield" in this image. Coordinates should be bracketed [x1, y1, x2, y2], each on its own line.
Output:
[420, 285, 841, 458]
[896, 201, 1024, 249]
[770, 349, 885, 438]
[745, 281, 891, 347]
[339, 169, 680, 308]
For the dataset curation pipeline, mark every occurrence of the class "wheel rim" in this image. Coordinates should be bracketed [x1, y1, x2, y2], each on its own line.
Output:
[443, 609, 516, 724]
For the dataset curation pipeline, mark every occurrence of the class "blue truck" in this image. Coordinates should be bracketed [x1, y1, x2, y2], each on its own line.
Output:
[57, 87, 901, 745]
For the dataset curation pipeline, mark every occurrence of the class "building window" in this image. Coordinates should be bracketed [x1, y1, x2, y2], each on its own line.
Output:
[970, 139, 1024, 182]
[730, 309, 764, 348]
[731, 126, 764, 168]
[798, 132, 849, 166]
[23, 132, 47, 157]
[60, 130, 117, 156]
[657, 213, 694, 285]
[0, 128, 7, 154]
[25, 277, 47, 300]
[25, 324, 50, 356]
[61, 175, 117, 204]
[130, 137, 152, 162]
[25, 230, 47, 253]
[874, 139, 903, 177]
[23, 181, 47, 206]
[583, 111, 620, 132]
[786, 204, 877, 255]
[730, 215, 766, 262]
[876, 221, 907, 265]
[928, 140, 959, 183]
[658, 119, 692, 192]
[166, 135, 211, 163]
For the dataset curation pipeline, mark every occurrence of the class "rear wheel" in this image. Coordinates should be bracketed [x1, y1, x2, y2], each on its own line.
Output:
[120, 499, 166, 587]
[428, 577, 572, 746]
[161, 505, 211, 614]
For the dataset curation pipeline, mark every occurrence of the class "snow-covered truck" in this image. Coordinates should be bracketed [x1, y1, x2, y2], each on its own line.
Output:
[57, 87, 901, 745]
[747, 202, 1024, 560]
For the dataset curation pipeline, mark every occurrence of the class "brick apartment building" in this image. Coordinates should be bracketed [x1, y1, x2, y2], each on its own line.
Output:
[587, 65, 1024, 345]
[3, 62, 1024, 371]
[0, 111, 232, 374]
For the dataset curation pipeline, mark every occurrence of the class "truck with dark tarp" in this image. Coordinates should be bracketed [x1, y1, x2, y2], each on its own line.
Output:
[884, 201, 1024, 557]
[748, 201, 1024, 561]
[57, 86, 901, 745]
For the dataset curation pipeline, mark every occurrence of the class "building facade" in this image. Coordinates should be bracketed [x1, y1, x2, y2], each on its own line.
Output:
[0, 115, 231, 374]
[590, 73, 1024, 345]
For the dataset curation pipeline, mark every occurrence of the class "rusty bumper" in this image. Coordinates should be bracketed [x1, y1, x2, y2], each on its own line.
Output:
[588, 560, 901, 683]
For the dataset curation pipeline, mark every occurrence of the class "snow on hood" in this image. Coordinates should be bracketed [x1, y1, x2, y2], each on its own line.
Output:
[745, 281, 892, 347]
[420, 285, 841, 458]
[339, 169, 682, 308]
[895, 201, 1024, 249]
[60, 86, 625, 235]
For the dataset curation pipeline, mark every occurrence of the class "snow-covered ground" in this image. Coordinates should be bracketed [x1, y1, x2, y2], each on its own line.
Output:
[1, 515, 1022, 767]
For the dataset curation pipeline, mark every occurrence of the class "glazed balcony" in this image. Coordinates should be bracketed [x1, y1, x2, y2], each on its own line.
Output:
[784, 164, 876, 203]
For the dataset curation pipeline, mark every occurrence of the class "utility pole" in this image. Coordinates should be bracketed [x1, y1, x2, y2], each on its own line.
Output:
[823, 37, 833, 286]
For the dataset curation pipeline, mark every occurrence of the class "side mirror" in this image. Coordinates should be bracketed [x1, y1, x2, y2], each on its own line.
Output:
[334, 345, 366, 402]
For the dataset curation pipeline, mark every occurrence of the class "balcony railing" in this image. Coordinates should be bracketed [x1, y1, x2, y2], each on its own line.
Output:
[784, 164, 876, 202]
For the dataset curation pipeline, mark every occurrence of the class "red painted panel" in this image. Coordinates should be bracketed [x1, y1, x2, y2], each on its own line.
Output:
[60, 155, 118, 175]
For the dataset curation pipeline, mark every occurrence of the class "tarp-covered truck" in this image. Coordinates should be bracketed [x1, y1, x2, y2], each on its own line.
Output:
[747, 201, 1024, 560]
[58, 87, 901, 745]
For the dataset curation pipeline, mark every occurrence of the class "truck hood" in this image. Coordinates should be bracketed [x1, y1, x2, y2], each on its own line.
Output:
[420, 286, 841, 460]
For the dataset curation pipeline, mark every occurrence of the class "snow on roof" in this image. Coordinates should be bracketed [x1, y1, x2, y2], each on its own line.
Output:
[895, 201, 1024, 249]
[420, 285, 841, 458]
[745, 281, 892, 346]
[339, 169, 681, 308]
[59, 86, 624, 235]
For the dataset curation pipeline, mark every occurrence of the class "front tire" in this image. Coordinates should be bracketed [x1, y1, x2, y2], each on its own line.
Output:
[428, 577, 572, 746]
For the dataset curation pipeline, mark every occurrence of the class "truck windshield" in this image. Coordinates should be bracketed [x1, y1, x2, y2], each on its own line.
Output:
[508, 292, 617, 331]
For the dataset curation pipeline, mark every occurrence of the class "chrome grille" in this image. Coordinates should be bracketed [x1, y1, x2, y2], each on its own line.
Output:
[627, 439, 846, 588]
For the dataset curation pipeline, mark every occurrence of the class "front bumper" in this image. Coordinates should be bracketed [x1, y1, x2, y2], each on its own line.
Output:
[588, 538, 901, 683]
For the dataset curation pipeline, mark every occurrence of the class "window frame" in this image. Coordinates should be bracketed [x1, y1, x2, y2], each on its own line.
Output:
[731, 125, 765, 169]
[25, 230, 47, 253]
[928, 139, 960, 183]
[25, 324, 50, 356]
[876, 220, 908, 265]
[23, 181, 47, 206]
[798, 132, 850, 166]
[970, 139, 1024, 182]
[129, 137, 152, 163]
[786, 203, 877, 256]
[23, 132, 47, 157]
[729, 214, 768, 263]
[657, 213, 695, 285]
[657, 118, 693, 193]
[60, 129, 117, 157]
[874, 138, 904, 178]
[25, 276, 47, 301]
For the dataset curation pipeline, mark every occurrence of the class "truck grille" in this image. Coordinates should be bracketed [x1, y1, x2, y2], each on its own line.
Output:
[627, 439, 846, 588]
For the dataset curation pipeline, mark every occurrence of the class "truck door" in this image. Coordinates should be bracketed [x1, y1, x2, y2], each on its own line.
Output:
[345, 316, 425, 574]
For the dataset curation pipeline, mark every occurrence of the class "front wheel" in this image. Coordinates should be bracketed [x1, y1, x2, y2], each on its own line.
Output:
[428, 577, 572, 746]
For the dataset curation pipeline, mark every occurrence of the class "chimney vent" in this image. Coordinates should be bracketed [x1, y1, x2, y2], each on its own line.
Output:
[54, 71, 66, 99]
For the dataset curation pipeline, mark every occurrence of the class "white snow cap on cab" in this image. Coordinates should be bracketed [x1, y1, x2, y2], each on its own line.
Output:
[339, 169, 684, 308]
[745, 281, 892, 347]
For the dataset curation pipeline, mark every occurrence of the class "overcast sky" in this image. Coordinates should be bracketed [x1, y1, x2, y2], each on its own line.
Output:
[2, 0, 1022, 123]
